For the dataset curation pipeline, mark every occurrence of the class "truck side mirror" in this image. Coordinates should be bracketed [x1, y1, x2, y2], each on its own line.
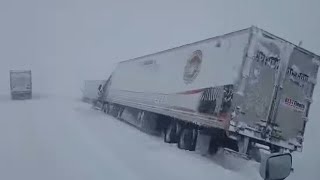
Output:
[260, 153, 292, 180]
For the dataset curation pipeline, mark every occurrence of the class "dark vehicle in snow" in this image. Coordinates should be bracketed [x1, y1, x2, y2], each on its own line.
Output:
[10, 70, 32, 100]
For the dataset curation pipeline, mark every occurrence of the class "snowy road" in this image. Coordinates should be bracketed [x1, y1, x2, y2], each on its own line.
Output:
[0, 94, 277, 180]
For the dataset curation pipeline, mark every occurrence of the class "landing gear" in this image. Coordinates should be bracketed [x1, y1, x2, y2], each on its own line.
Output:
[109, 104, 124, 118]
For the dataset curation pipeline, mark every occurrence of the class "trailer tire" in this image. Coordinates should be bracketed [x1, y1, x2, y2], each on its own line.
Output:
[106, 104, 110, 114]
[164, 122, 178, 143]
[102, 103, 107, 113]
[190, 128, 198, 151]
[208, 134, 221, 155]
[248, 146, 261, 162]
[117, 106, 124, 119]
[178, 127, 197, 151]
[110, 105, 119, 118]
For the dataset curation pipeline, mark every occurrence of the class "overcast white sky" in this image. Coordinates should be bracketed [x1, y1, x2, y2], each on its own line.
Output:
[0, 0, 319, 95]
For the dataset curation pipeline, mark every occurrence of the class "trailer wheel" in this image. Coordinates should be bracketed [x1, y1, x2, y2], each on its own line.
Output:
[102, 103, 107, 113]
[248, 146, 261, 162]
[190, 128, 198, 151]
[106, 104, 110, 114]
[208, 137, 219, 155]
[117, 106, 124, 119]
[110, 105, 119, 118]
[208, 131, 223, 155]
[178, 127, 197, 151]
[164, 121, 178, 143]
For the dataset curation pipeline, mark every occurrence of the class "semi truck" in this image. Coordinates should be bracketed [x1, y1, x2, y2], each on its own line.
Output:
[10, 70, 32, 100]
[97, 27, 319, 160]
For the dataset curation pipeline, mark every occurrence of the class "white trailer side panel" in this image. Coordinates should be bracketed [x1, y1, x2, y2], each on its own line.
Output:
[105, 30, 250, 128]
[111, 30, 250, 94]
[102, 27, 320, 152]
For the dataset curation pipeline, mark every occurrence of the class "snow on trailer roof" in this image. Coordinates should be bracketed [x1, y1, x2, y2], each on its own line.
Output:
[118, 26, 320, 64]
[257, 27, 320, 61]
[118, 27, 251, 64]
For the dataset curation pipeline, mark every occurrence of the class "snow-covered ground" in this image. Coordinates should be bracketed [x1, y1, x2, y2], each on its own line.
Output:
[0, 90, 319, 180]
[0, 94, 264, 180]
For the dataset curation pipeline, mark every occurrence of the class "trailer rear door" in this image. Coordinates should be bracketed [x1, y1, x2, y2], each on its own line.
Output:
[273, 48, 319, 145]
[233, 31, 283, 127]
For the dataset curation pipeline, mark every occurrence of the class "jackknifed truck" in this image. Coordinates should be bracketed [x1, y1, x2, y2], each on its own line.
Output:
[96, 27, 319, 161]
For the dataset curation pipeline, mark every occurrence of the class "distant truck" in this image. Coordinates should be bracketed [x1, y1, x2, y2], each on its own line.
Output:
[98, 27, 320, 161]
[10, 70, 32, 100]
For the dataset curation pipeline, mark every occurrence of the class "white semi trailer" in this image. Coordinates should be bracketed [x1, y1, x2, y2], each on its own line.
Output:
[98, 27, 319, 159]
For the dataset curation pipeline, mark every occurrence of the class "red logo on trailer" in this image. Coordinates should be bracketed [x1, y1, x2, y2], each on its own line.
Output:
[284, 97, 305, 112]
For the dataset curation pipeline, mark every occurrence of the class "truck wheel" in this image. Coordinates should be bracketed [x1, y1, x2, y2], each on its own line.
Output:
[248, 146, 261, 162]
[106, 104, 112, 115]
[208, 134, 220, 155]
[190, 128, 198, 151]
[106, 104, 110, 114]
[117, 107, 124, 119]
[102, 104, 107, 113]
[164, 121, 178, 143]
[110, 105, 118, 118]
[178, 127, 197, 151]
[270, 145, 281, 153]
